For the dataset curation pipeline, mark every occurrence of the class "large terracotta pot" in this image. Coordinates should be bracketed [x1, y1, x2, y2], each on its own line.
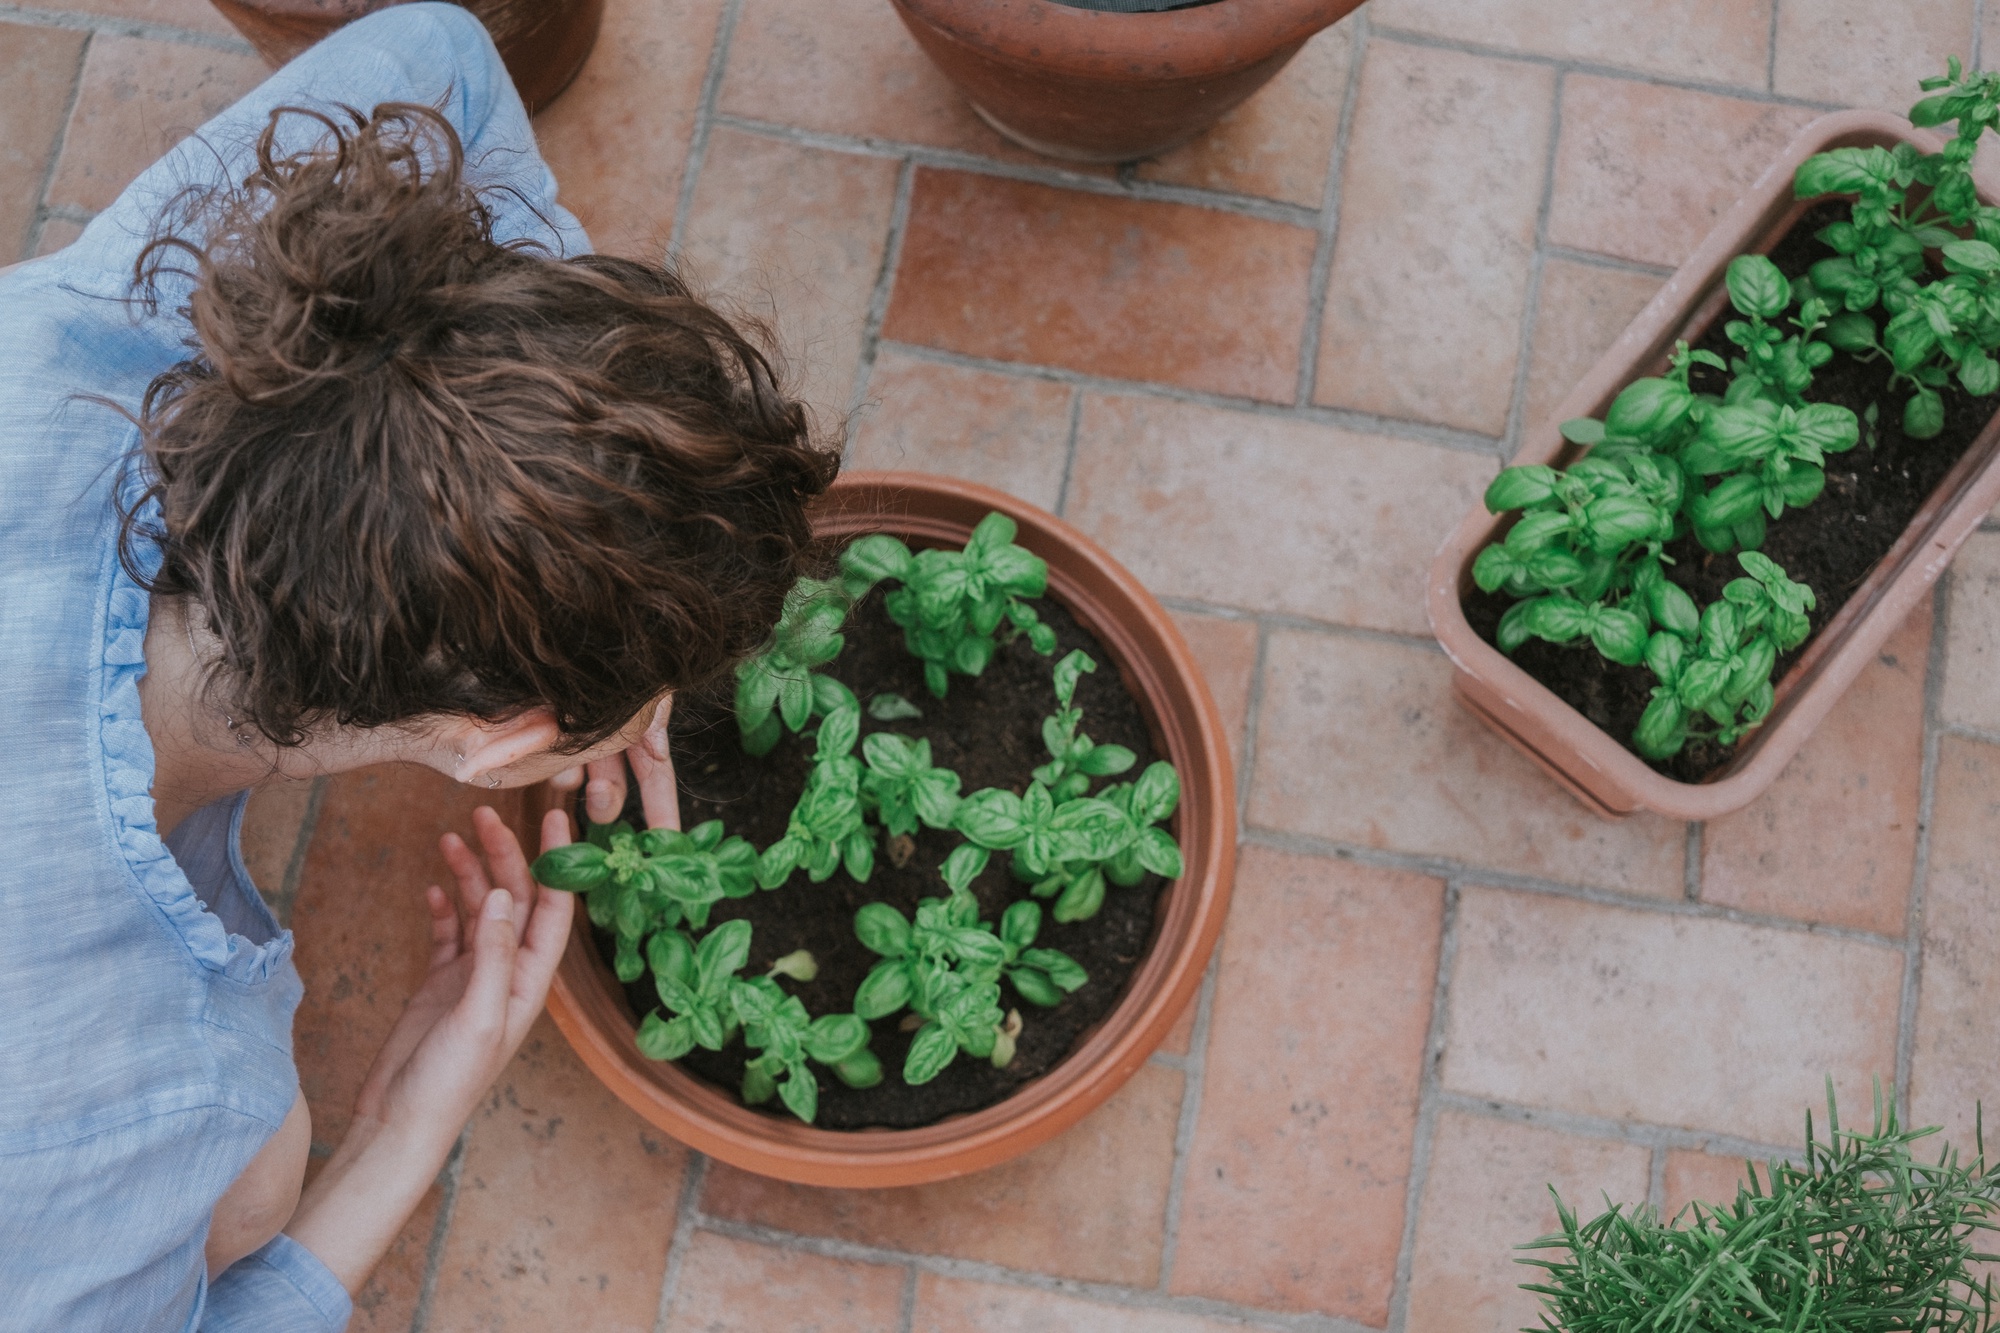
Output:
[208, 0, 601, 113]
[524, 472, 1236, 1186]
[1427, 111, 2000, 822]
[890, 0, 1363, 162]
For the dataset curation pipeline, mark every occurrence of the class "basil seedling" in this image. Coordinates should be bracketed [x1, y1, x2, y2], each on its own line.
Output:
[734, 578, 859, 756]
[531, 819, 758, 978]
[755, 702, 873, 889]
[1032, 651, 1137, 800]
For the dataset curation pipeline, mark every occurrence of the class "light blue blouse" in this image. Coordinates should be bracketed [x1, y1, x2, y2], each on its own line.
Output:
[0, 8, 585, 1329]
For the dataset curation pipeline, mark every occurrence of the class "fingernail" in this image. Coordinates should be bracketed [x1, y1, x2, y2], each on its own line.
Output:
[484, 889, 512, 919]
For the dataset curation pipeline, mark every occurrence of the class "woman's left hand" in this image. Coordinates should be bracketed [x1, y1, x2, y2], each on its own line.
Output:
[550, 696, 678, 831]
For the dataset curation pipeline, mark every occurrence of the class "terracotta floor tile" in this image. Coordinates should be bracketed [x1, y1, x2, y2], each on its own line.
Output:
[33, 0, 238, 39]
[427, 1015, 690, 1332]
[1520, 256, 1662, 444]
[1909, 736, 2000, 1151]
[1662, 1149, 1754, 1220]
[291, 765, 519, 1148]
[1442, 887, 1903, 1144]
[661, 1231, 905, 1332]
[678, 126, 900, 423]
[1700, 599, 1929, 936]
[881, 171, 1316, 402]
[0, 22, 86, 261]
[349, 1178, 442, 1333]
[239, 776, 318, 920]
[1064, 395, 1494, 636]
[45, 34, 266, 213]
[848, 348, 1075, 512]
[1941, 532, 2000, 732]
[533, 0, 723, 258]
[1248, 630, 1689, 897]
[911, 1274, 1245, 1333]
[701, 1063, 1185, 1288]
[1403, 1111, 1650, 1333]
[1366, 0, 1772, 87]
[714, 0, 1047, 167]
[1547, 76, 1817, 272]
[1135, 18, 1352, 208]
[1156, 985, 1199, 1059]
[1169, 848, 1441, 1321]
[1313, 41, 1552, 435]
[34, 216, 89, 256]
[1774, 0, 1973, 112]
[1165, 608, 1259, 763]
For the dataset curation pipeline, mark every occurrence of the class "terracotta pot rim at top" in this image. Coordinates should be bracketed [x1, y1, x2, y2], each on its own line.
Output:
[531, 471, 1237, 1187]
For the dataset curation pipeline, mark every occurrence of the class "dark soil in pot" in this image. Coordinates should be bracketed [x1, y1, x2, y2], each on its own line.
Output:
[1464, 200, 1987, 783]
[592, 589, 1167, 1131]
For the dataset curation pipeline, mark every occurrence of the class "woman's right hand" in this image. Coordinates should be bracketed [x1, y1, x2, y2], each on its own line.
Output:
[551, 695, 679, 831]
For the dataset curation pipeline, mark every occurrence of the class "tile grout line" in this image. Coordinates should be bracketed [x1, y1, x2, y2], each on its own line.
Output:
[1156, 596, 1446, 656]
[844, 156, 918, 431]
[405, 1128, 471, 1333]
[1365, 23, 1842, 114]
[1235, 620, 1273, 818]
[650, 1154, 711, 1333]
[270, 774, 328, 930]
[1977, 0, 1989, 72]
[0, 3, 252, 53]
[1647, 1145, 1668, 1214]
[1766, 0, 1781, 94]
[23, 24, 92, 263]
[1431, 1088, 1802, 1164]
[1052, 387, 1084, 517]
[1153, 947, 1222, 1293]
[706, 111, 1320, 229]
[1291, 8, 1370, 408]
[1683, 821, 1704, 903]
[665, 0, 743, 262]
[690, 1214, 1366, 1333]
[1540, 242, 1676, 279]
[875, 338, 1506, 458]
[1241, 825, 1910, 950]
[1896, 577, 1952, 1120]
[1498, 67, 1567, 463]
[1384, 878, 1460, 1333]
[896, 1262, 919, 1333]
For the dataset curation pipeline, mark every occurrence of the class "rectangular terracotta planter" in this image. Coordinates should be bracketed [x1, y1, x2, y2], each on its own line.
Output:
[1428, 110, 2000, 821]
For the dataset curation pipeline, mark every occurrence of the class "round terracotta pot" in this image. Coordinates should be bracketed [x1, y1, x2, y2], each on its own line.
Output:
[890, 0, 1364, 162]
[523, 472, 1236, 1187]
[207, 0, 602, 113]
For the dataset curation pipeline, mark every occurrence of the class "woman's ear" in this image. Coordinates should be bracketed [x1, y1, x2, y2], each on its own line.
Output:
[439, 708, 564, 787]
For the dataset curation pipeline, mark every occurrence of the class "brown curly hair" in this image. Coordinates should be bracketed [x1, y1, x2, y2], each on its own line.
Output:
[122, 101, 839, 750]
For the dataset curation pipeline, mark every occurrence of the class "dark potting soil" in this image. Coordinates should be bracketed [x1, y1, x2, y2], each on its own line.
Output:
[591, 588, 1166, 1131]
[1464, 200, 1986, 783]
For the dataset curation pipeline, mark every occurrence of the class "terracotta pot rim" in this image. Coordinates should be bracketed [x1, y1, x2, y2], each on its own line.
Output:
[892, 0, 1347, 80]
[1426, 109, 2000, 821]
[535, 472, 1237, 1186]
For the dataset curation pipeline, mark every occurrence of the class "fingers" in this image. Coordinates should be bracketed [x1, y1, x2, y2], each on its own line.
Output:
[438, 831, 493, 919]
[630, 740, 680, 833]
[582, 755, 627, 826]
[509, 880, 575, 1040]
[641, 695, 673, 761]
[548, 765, 584, 796]
[456, 887, 519, 1045]
[538, 806, 573, 854]
[424, 885, 461, 968]
[471, 807, 534, 944]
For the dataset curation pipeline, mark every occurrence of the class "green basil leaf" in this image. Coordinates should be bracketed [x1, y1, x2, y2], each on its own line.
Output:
[530, 842, 611, 892]
[1726, 254, 1791, 319]
[954, 788, 1028, 848]
[696, 919, 753, 990]
[777, 670, 813, 733]
[834, 1048, 884, 1089]
[805, 1013, 870, 1065]
[1134, 826, 1184, 879]
[1019, 947, 1088, 992]
[1130, 761, 1180, 824]
[854, 959, 914, 1020]
[1484, 464, 1560, 513]
[1008, 967, 1064, 1007]
[999, 900, 1042, 952]
[635, 1010, 696, 1062]
[1647, 579, 1701, 638]
[1053, 650, 1095, 707]
[1605, 378, 1694, 442]
[1052, 867, 1107, 923]
[939, 842, 991, 894]
[1905, 388, 1946, 439]
[867, 691, 924, 722]
[1078, 743, 1137, 777]
[1633, 693, 1689, 759]
[740, 1060, 777, 1106]
[903, 1023, 959, 1085]
[756, 836, 803, 891]
[839, 533, 915, 587]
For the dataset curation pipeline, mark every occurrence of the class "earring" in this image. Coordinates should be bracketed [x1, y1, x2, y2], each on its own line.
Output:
[487, 773, 501, 789]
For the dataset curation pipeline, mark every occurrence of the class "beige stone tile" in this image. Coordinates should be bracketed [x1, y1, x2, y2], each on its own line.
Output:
[1248, 629, 1689, 897]
[1169, 849, 1441, 1321]
[427, 1016, 690, 1331]
[0, 22, 87, 261]
[1701, 599, 1929, 937]
[533, 0, 724, 258]
[1136, 18, 1352, 208]
[913, 1274, 1245, 1333]
[1520, 256, 1662, 445]
[1775, 0, 1974, 112]
[1315, 41, 1553, 435]
[677, 126, 900, 426]
[46, 35, 266, 214]
[1156, 984, 1199, 1058]
[1547, 75, 1818, 271]
[1404, 1112, 1650, 1333]
[34, 215, 88, 256]
[34, 0, 237, 38]
[1662, 1149, 1755, 1220]
[348, 1179, 443, 1333]
[662, 1231, 906, 1333]
[1941, 531, 2000, 731]
[1909, 735, 2000, 1150]
[1442, 887, 1903, 1144]
[1367, 0, 1772, 87]
[701, 1064, 1184, 1288]
[1166, 608, 1259, 763]
[848, 348, 1074, 512]
[1064, 395, 1493, 636]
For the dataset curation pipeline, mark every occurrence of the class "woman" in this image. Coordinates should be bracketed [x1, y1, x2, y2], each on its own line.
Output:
[0, 6, 836, 1329]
